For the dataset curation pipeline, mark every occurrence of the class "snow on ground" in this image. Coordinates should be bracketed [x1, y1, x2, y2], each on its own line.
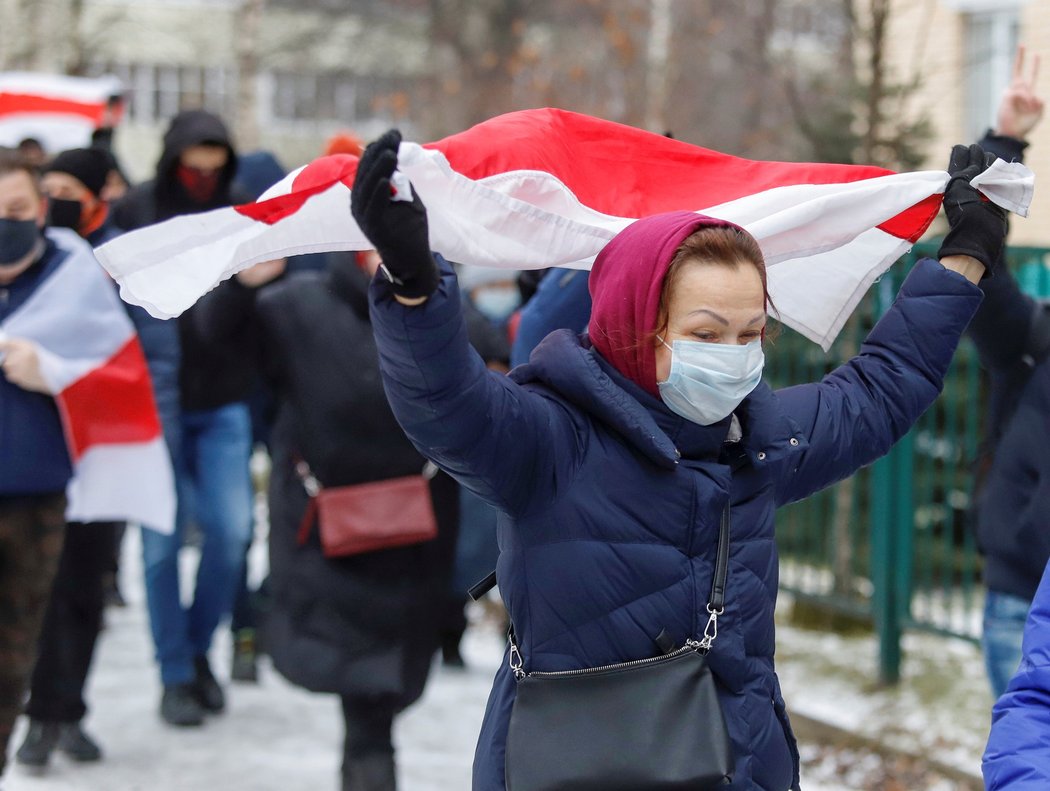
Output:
[775, 594, 992, 782]
[5, 526, 501, 791]
[2, 528, 992, 790]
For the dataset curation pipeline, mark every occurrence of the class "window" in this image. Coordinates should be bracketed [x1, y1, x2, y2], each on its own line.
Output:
[131, 63, 156, 124]
[269, 71, 412, 125]
[89, 61, 238, 125]
[964, 8, 1020, 141]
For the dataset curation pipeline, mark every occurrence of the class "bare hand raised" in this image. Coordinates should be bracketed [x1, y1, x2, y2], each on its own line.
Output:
[996, 45, 1044, 140]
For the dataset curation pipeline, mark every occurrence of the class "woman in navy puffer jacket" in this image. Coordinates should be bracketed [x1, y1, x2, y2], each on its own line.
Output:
[351, 131, 999, 791]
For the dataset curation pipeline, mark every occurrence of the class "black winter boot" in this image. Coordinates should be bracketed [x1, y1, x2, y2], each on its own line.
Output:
[341, 753, 397, 791]
[192, 655, 225, 712]
[15, 721, 60, 768]
[57, 722, 103, 762]
[160, 683, 205, 726]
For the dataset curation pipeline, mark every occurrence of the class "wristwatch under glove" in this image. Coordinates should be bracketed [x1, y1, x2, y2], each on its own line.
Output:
[937, 143, 1008, 276]
[350, 129, 440, 299]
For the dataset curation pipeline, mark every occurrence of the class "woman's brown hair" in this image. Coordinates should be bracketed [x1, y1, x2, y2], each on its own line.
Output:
[651, 224, 778, 340]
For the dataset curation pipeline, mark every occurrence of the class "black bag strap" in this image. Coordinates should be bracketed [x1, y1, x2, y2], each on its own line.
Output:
[709, 503, 731, 611]
[505, 503, 732, 679]
[468, 570, 498, 602]
[698, 504, 731, 651]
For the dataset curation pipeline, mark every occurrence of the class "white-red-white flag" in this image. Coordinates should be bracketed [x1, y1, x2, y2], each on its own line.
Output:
[95, 108, 1033, 349]
[0, 72, 123, 153]
[3, 229, 175, 532]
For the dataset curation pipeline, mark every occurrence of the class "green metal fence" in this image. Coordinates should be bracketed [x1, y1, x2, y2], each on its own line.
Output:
[769, 243, 1050, 683]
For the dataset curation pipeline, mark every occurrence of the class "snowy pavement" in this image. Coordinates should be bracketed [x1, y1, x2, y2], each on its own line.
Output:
[2, 527, 991, 790]
[5, 526, 499, 791]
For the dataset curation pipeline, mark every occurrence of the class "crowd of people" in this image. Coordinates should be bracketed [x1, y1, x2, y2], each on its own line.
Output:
[0, 46, 1049, 791]
[0, 109, 524, 791]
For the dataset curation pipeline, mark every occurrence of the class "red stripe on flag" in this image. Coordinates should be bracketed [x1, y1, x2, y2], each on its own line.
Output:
[230, 109, 939, 239]
[424, 109, 897, 219]
[0, 92, 105, 123]
[233, 155, 360, 225]
[56, 338, 162, 460]
[289, 154, 360, 192]
[877, 193, 942, 242]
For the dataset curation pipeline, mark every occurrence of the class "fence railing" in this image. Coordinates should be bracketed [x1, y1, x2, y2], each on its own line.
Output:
[769, 243, 1050, 683]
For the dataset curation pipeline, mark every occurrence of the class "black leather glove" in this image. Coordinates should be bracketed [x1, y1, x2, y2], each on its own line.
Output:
[350, 129, 440, 299]
[937, 143, 1008, 275]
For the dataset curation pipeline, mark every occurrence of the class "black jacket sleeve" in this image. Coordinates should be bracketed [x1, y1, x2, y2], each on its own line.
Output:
[191, 278, 260, 343]
[980, 130, 1029, 163]
[969, 267, 1037, 371]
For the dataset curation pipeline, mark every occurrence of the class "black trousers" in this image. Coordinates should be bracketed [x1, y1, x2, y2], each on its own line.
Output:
[0, 494, 66, 776]
[341, 695, 397, 790]
[24, 521, 116, 724]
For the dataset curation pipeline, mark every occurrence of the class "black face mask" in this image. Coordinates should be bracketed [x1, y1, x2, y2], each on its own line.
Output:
[0, 218, 40, 265]
[47, 198, 82, 231]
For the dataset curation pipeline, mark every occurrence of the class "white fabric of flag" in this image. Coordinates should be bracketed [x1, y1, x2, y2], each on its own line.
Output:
[95, 108, 1034, 349]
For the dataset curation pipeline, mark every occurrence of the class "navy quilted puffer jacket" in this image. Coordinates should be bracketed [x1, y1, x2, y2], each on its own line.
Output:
[369, 255, 981, 790]
[984, 557, 1050, 789]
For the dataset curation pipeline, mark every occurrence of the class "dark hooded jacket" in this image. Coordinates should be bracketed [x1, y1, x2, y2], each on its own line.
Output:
[966, 132, 1050, 603]
[112, 109, 243, 227]
[250, 257, 459, 706]
[112, 110, 254, 412]
[367, 213, 983, 790]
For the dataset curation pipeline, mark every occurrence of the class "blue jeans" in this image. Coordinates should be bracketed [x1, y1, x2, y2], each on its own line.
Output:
[982, 589, 1031, 699]
[141, 403, 253, 686]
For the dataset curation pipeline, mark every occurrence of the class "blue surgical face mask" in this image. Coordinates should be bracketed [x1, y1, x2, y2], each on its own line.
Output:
[472, 285, 521, 322]
[656, 337, 764, 425]
[0, 218, 40, 266]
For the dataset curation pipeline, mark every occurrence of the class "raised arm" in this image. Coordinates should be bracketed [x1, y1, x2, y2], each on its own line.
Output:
[774, 258, 982, 505]
[353, 131, 586, 517]
[989, 45, 1044, 150]
[775, 142, 1007, 504]
[969, 45, 1045, 370]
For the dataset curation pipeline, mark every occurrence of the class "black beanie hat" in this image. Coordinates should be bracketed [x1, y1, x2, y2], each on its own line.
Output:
[44, 148, 111, 198]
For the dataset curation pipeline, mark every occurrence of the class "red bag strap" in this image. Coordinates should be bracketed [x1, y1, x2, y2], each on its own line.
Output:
[296, 496, 318, 547]
[293, 453, 322, 547]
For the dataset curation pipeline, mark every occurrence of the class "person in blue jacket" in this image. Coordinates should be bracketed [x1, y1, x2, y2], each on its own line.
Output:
[351, 130, 1004, 791]
[983, 555, 1050, 789]
[509, 267, 592, 368]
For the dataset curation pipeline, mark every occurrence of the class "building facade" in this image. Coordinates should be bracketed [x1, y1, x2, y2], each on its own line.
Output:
[14, 0, 436, 181]
[885, 0, 1048, 247]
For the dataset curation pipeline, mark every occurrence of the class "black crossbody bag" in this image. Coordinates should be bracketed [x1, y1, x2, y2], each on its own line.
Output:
[503, 506, 734, 790]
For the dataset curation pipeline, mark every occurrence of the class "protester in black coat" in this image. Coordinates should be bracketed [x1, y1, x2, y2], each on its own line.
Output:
[966, 51, 1047, 698]
[252, 252, 458, 791]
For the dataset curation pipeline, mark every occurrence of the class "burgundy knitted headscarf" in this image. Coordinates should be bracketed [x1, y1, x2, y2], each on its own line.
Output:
[588, 211, 747, 397]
